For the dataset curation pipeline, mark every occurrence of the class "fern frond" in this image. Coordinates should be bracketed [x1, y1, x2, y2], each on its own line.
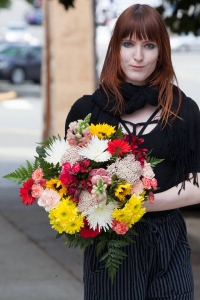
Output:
[2, 159, 40, 184]
[36, 158, 61, 179]
[96, 239, 107, 255]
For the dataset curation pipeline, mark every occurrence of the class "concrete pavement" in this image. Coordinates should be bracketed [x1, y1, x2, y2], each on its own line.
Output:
[0, 187, 84, 300]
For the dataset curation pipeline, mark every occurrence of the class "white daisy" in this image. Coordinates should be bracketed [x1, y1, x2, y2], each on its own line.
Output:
[44, 138, 70, 165]
[86, 201, 117, 231]
[78, 135, 111, 162]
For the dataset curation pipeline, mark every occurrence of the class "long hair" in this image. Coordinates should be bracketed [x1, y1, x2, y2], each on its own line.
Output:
[99, 4, 181, 126]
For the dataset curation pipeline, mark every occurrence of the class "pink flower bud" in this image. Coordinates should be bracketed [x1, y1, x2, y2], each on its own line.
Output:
[148, 192, 154, 204]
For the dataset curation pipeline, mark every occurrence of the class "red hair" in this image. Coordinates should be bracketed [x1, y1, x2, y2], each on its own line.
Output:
[99, 4, 181, 126]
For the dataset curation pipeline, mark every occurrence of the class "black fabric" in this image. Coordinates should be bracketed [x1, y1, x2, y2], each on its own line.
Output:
[119, 107, 160, 136]
[92, 82, 158, 115]
[84, 209, 194, 300]
[65, 84, 200, 193]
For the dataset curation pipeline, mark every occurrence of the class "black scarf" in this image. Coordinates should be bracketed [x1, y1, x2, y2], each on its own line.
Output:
[92, 82, 159, 115]
[91, 82, 198, 191]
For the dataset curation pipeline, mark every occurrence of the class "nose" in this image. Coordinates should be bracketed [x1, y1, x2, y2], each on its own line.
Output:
[134, 45, 143, 61]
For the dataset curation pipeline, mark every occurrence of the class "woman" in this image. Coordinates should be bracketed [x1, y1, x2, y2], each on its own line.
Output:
[65, 4, 200, 300]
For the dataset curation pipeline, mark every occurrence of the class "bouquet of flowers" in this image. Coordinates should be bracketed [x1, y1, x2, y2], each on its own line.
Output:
[3, 113, 163, 282]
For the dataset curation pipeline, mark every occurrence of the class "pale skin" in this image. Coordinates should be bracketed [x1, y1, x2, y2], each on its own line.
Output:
[120, 37, 200, 211]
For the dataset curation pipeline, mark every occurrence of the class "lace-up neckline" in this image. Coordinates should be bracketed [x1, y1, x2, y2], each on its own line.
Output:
[119, 108, 160, 136]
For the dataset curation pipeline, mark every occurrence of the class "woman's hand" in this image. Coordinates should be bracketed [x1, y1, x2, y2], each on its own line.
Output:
[143, 173, 200, 212]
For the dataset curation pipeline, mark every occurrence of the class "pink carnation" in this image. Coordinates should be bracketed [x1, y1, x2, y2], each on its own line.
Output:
[90, 168, 109, 177]
[37, 188, 61, 212]
[151, 178, 158, 190]
[31, 184, 44, 198]
[71, 163, 81, 173]
[90, 168, 111, 185]
[32, 167, 43, 182]
[131, 180, 144, 196]
[142, 177, 157, 190]
[112, 220, 129, 235]
[38, 178, 47, 188]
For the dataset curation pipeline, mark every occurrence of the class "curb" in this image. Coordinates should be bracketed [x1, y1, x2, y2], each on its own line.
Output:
[0, 90, 17, 102]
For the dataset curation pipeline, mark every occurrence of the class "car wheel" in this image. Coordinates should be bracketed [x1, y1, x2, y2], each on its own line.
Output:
[32, 79, 41, 84]
[10, 68, 26, 84]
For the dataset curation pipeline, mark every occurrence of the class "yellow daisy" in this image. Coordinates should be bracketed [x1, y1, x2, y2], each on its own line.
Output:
[50, 217, 65, 234]
[46, 178, 67, 197]
[115, 183, 131, 201]
[48, 198, 79, 233]
[127, 207, 146, 227]
[126, 193, 144, 214]
[112, 207, 131, 224]
[64, 215, 84, 234]
[90, 123, 116, 139]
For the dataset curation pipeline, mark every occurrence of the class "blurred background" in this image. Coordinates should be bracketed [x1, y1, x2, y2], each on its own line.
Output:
[0, 0, 199, 299]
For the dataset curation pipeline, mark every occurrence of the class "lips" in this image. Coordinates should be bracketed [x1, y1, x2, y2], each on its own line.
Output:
[130, 65, 144, 69]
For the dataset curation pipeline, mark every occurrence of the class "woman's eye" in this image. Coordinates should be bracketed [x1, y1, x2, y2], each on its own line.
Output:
[122, 42, 133, 48]
[145, 43, 156, 49]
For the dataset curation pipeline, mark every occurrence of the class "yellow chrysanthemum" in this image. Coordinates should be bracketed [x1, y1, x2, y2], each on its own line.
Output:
[131, 207, 146, 223]
[126, 193, 144, 213]
[50, 217, 65, 234]
[64, 215, 84, 234]
[46, 178, 67, 197]
[127, 207, 146, 227]
[115, 183, 131, 201]
[112, 207, 131, 224]
[89, 123, 116, 139]
[48, 197, 79, 233]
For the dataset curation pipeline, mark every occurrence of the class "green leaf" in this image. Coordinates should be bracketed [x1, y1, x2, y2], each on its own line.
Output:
[3, 159, 40, 184]
[36, 145, 46, 158]
[56, 232, 65, 239]
[146, 156, 164, 168]
[96, 239, 107, 255]
[108, 240, 129, 248]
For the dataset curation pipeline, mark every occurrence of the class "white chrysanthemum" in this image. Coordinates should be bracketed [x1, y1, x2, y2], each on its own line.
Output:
[78, 135, 111, 162]
[86, 201, 117, 231]
[44, 139, 70, 165]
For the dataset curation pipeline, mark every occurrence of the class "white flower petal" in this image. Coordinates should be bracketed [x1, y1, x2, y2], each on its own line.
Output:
[44, 139, 70, 165]
[86, 201, 117, 231]
[78, 135, 111, 162]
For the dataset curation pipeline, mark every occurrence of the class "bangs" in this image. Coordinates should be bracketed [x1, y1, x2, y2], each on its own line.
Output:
[117, 9, 160, 43]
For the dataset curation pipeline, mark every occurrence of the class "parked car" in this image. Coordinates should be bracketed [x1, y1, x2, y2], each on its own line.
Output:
[25, 9, 43, 25]
[170, 34, 200, 51]
[0, 22, 36, 43]
[0, 42, 42, 84]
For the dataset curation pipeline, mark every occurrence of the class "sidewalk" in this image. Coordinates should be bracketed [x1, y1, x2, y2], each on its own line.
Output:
[0, 187, 84, 300]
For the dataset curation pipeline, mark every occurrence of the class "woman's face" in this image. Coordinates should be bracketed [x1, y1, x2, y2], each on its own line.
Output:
[120, 36, 159, 85]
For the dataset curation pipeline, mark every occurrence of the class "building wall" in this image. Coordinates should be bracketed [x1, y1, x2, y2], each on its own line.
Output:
[43, 0, 95, 139]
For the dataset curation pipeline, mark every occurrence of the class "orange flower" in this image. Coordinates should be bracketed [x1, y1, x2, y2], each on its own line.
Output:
[107, 139, 131, 156]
